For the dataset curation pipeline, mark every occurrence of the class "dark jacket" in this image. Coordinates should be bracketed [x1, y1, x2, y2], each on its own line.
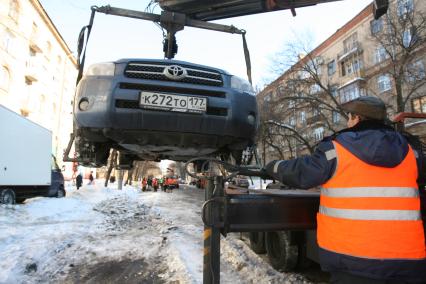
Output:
[76, 174, 83, 188]
[265, 120, 426, 282]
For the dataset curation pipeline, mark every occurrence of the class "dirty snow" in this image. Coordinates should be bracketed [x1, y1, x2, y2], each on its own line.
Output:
[0, 181, 315, 283]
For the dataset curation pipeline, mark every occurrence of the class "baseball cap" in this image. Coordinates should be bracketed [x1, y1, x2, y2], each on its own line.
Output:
[341, 96, 387, 120]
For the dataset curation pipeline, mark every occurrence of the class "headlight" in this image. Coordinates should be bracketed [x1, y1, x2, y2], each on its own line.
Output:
[230, 76, 255, 95]
[85, 62, 115, 76]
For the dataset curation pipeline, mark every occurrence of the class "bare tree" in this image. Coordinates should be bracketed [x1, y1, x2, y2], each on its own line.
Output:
[258, 32, 349, 160]
[369, 1, 426, 128]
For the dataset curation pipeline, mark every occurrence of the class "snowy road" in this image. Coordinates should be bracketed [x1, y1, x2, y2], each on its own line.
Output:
[0, 182, 319, 283]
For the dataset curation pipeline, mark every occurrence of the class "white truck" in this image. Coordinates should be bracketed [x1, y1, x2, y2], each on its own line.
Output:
[0, 105, 65, 204]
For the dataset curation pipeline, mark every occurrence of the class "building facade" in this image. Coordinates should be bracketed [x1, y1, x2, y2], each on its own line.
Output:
[257, 0, 426, 163]
[0, 0, 77, 169]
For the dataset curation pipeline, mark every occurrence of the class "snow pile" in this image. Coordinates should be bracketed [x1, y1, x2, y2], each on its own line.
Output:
[0, 182, 312, 283]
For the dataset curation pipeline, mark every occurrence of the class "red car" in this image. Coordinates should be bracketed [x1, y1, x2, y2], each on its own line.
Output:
[164, 176, 179, 190]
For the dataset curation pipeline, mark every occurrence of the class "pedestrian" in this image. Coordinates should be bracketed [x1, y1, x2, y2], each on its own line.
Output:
[147, 177, 152, 190]
[142, 177, 147, 192]
[158, 176, 164, 191]
[88, 171, 94, 185]
[76, 173, 82, 190]
[263, 96, 426, 283]
[152, 177, 158, 192]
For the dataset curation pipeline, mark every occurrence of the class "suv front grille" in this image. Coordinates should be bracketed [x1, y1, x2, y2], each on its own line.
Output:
[124, 62, 224, 87]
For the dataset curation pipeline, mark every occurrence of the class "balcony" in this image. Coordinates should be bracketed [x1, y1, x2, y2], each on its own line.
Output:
[25, 57, 43, 82]
[338, 42, 363, 62]
[29, 32, 43, 53]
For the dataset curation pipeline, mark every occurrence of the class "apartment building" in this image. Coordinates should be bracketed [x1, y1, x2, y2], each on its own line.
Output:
[0, 0, 77, 168]
[257, 0, 426, 163]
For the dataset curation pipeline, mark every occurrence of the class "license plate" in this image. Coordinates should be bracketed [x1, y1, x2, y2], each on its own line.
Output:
[140, 92, 207, 113]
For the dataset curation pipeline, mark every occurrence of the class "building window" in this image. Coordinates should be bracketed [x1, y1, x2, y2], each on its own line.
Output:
[412, 96, 426, 113]
[263, 93, 271, 102]
[341, 57, 363, 77]
[289, 116, 296, 126]
[0, 66, 10, 91]
[299, 111, 306, 124]
[375, 45, 389, 63]
[8, 0, 20, 22]
[397, 0, 414, 18]
[314, 127, 324, 142]
[310, 84, 321, 94]
[2, 30, 15, 54]
[332, 111, 340, 124]
[330, 86, 338, 98]
[403, 28, 416, 48]
[406, 60, 426, 82]
[328, 60, 336, 76]
[340, 83, 362, 103]
[377, 74, 392, 93]
[343, 32, 358, 53]
[32, 22, 38, 34]
[370, 18, 383, 35]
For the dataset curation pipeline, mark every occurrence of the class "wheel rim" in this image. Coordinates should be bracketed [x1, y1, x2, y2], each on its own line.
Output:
[4, 194, 13, 204]
[2, 191, 14, 204]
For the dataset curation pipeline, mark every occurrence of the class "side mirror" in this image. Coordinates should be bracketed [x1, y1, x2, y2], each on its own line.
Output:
[373, 0, 389, 20]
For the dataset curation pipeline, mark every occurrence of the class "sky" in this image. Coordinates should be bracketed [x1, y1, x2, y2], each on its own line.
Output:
[39, 0, 373, 88]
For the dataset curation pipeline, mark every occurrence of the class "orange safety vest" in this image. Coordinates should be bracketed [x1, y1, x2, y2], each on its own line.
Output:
[318, 141, 426, 259]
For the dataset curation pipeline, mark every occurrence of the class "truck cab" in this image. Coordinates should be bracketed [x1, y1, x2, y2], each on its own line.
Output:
[45, 155, 66, 198]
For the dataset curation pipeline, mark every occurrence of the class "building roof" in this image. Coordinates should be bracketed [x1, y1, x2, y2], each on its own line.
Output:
[30, 0, 78, 68]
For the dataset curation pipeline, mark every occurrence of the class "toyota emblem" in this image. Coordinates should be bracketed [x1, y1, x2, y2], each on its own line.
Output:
[163, 65, 187, 80]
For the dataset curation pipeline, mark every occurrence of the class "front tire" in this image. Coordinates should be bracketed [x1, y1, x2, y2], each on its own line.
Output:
[57, 186, 66, 198]
[0, 189, 16, 205]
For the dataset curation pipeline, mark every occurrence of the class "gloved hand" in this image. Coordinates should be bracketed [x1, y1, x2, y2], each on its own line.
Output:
[258, 167, 271, 180]
[264, 160, 281, 180]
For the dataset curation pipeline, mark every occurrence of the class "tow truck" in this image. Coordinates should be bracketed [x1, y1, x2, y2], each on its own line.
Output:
[59, 1, 426, 284]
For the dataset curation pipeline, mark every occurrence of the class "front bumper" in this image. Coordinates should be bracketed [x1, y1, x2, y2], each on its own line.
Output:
[74, 75, 258, 150]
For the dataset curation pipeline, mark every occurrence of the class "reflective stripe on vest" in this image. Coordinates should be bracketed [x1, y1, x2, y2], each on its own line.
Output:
[318, 141, 426, 260]
[319, 206, 422, 221]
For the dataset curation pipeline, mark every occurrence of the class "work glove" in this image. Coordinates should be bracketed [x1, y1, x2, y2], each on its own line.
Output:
[258, 167, 271, 180]
[264, 160, 281, 180]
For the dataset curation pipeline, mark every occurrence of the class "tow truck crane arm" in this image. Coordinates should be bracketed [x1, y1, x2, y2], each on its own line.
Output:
[157, 0, 389, 20]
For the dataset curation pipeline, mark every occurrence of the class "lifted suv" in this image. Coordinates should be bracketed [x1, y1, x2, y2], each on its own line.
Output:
[73, 58, 258, 167]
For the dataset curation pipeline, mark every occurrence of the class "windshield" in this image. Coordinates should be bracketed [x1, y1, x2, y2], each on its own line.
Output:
[51, 155, 61, 171]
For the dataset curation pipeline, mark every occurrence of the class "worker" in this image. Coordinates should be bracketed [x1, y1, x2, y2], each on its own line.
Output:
[141, 177, 147, 192]
[263, 96, 426, 283]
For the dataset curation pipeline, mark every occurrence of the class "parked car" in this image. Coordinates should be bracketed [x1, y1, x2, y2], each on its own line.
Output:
[164, 176, 179, 190]
[73, 58, 258, 167]
[231, 175, 250, 188]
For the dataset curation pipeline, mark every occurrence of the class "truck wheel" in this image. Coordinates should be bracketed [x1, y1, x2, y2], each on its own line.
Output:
[265, 231, 298, 272]
[249, 232, 266, 254]
[57, 187, 66, 198]
[0, 189, 16, 205]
